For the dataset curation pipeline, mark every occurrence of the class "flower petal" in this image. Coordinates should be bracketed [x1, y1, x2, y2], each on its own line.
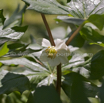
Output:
[57, 49, 70, 57]
[55, 39, 67, 50]
[40, 50, 49, 62]
[59, 56, 69, 64]
[48, 57, 60, 66]
[42, 38, 51, 47]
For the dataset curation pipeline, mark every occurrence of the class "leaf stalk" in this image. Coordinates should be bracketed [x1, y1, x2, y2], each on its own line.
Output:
[66, 24, 84, 45]
[41, 14, 55, 46]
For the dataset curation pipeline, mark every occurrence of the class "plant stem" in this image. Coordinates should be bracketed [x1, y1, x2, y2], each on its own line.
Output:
[41, 14, 55, 46]
[41, 13, 61, 95]
[66, 24, 84, 45]
[56, 64, 61, 95]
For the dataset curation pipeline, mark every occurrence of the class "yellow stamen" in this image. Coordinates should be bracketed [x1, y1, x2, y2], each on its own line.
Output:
[45, 46, 57, 59]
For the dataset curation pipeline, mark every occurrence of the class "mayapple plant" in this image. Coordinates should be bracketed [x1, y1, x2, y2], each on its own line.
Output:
[40, 38, 70, 66]
[0, 0, 104, 103]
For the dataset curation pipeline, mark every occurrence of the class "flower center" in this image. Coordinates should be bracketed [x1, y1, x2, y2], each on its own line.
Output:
[45, 46, 57, 59]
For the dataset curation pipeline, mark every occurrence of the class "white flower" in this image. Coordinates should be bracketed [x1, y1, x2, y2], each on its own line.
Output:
[40, 38, 70, 66]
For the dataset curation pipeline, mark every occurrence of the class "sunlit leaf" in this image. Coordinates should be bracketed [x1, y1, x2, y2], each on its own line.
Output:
[0, 26, 27, 45]
[7, 45, 41, 57]
[0, 42, 9, 57]
[0, 57, 47, 72]
[90, 50, 104, 79]
[67, 0, 104, 18]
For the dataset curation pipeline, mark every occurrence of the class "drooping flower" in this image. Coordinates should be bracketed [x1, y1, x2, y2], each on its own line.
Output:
[40, 38, 70, 66]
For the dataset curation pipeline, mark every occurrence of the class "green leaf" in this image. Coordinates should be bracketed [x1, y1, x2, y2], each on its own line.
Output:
[5, 96, 12, 103]
[57, 16, 85, 25]
[67, 32, 85, 47]
[0, 9, 6, 25]
[5, 91, 29, 103]
[62, 51, 88, 70]
[67, 0, 71, 3]
[0, 57, 48, 72]
[22, 0, 69, 14]
[70, 73, 90, 103]
[67, 0, 104, 18]
[0, 9, 27, 46]
[0, 72, 30, 94]
[87, 14, 104, 30]
[8, 42, 26, 50]
[57, 0, 67, 5]
[0, 25, 27, 45]
[7, 44, 41, 57]
[84, 82, 98, 97]
[12, 26, 28, 32]
[0, 38, 12, 46]
[0, 42, 9, 57]
[80, 27, 104, 47]
[27, 85, 62, 103]
[62, 73, 98, 98]
[99, 79, 104, 103]
[3, 5, 27, 29]
[0, 70, 8, 87]
[90, 50, 104, 79]
[29, 71, 48, 90]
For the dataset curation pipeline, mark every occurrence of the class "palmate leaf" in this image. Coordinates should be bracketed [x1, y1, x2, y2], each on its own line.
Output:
[67, 0, 104, 18]
[0, 56, 57, 93]
[0, 58, 50, 95]
[57, 0, 104, 26]
[22, 0, 69, 14]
